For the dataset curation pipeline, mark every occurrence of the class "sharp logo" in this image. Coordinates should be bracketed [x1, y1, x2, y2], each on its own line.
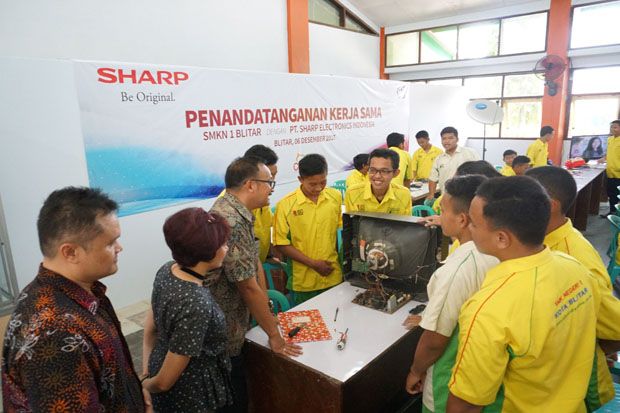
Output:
[97, 68, 189, 85]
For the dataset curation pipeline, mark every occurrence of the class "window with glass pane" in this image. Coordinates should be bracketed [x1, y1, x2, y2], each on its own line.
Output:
[464, 76, 502, 98]
[500, 13, 547, 55]
[501, 98, 542, 137]
[469, 120, 501, 138]
[569, 97, 620, 136]
[345, 15, 366, 33]
[571, 1, 620, 48]
[309, 0, 340, 26]
[421, 26, 457, 63]
[458, 21, 499, 59]
[503, 74, 543, 97]
[386, 32, 420, 66]
[426, 78, 463, 86]
[572, 67, 620, 95]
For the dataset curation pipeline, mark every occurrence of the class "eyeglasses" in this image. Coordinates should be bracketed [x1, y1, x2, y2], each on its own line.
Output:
[252, 179, 276, 189]
[368, 168, 395, 176]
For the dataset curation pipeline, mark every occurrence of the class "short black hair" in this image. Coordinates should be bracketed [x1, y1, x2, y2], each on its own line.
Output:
[611, 120, 620, 127]
[444, 175, 488, 214]
[475, 176, 550, 246]
[440, 126, 458, 137]
[525, 166, 576, 215]
[456, 160, 501, 178]
[299, 154, 328, 177]
[225, 157, 264, 189]
[415, 130, 429, 139]
[512, 156, 531, 167]
[37, 187, 118, 257]
[503, 149, 517, 157]
[353, 153, 369, 171]
[244, 145, 278, 166]
[386, 132, 405, 147]
[369, 148, 399, 170]
[540, 125, 554, 137]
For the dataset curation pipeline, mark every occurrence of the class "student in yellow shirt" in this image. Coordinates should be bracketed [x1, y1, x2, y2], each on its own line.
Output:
[274, 154, 342, 305]
[511, 155, 531, 176]
[404, 175, 499, 413]
[345, 153, 369, 189]
[412, 130, 443, 181]
[345, 149, 412, 215]
[499, 149, 516, 176]
[448, 176, 620, 413]
[526, 125, 554, 167]
[527, 166, 615, 411]
[601, 120, 620, 215]
[387, 132, 414, 188]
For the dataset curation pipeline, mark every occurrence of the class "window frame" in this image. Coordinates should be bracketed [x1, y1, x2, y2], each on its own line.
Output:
[385, 11, 549, 68]
[309, 0, 378, 35]
[566, 64, 620, 140]
[413, 71, 545, 139]
[569, 0, 620, 51]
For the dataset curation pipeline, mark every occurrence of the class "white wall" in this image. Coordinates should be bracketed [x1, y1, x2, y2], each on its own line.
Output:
[309, 23, 380, 79]
[408, 84, 477, 151]
[0, 0, 288, 72]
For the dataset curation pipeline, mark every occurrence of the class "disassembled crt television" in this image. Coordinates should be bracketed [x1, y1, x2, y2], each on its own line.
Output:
[342, 212, 438, 314]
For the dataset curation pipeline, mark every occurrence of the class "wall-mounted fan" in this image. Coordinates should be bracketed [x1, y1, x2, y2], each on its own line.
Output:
[466, 99, 503, 160]
[534, 55, 567, 96]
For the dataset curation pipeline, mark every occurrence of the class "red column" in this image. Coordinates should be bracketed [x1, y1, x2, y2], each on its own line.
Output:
[541, 0, 571, 165]
[287, 0, 310, 74]
[380, 27, 389, 80]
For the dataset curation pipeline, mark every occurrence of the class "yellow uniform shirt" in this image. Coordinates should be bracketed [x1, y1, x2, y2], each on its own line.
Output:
[219, 189, 271, 262]
[345, 169, 367, 189]
[545, 219, 615, 410]
[450, 248, 620, 412]
[499, 164, 515, 177]
[345, 181, 412, 216]
[607, 135, 620, 178]
[545, 219, 611, 290]
[412, 145, 443, 180]
[389, 146, 414, 186]
[526, 138, 548, 167]
[273, 187, 342, 292]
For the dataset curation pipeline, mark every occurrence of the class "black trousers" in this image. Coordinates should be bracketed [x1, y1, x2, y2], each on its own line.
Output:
[217, 353, 248, 413]
[607, 177, 620, 214]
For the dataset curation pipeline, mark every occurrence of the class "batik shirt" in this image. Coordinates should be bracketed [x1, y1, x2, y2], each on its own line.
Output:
[209, 192, 260, 357]
[2, 265, 144, 413]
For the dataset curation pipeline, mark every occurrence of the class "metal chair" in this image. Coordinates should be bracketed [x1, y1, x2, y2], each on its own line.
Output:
[412, 205, 435, 217]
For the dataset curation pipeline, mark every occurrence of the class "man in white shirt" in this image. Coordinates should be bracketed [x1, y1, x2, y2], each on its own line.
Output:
[426, 127, 479, 204]
[404, 175, 499, 412]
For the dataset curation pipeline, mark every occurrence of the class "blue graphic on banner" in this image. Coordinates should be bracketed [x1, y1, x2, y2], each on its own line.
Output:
[85, 145, 224, 217]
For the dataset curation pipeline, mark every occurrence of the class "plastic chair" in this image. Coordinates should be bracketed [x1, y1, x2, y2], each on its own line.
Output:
[594, 382, 620, 412]
[267, 289, 290, 314]
[606, 215, 620, 285]
[261, 262, 278, 290]
[331, 180, 347, 202]
[412, 205, 435, 217]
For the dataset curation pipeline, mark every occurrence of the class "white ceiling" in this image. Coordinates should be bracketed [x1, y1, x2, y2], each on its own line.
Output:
[347, 0, 544, 28]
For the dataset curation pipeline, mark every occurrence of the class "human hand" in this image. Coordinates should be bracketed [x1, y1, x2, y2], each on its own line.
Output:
[142, 386, 153, 413]
[313, 260, 334, 276]
[405, 370, 426, 395]
[268, 334, 303, 357]
[402, 314, 422, 330]
[419, 215, 441, 227]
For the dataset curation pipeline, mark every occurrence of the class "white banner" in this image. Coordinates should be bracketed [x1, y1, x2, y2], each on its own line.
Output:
[74, 61, 409, 216]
